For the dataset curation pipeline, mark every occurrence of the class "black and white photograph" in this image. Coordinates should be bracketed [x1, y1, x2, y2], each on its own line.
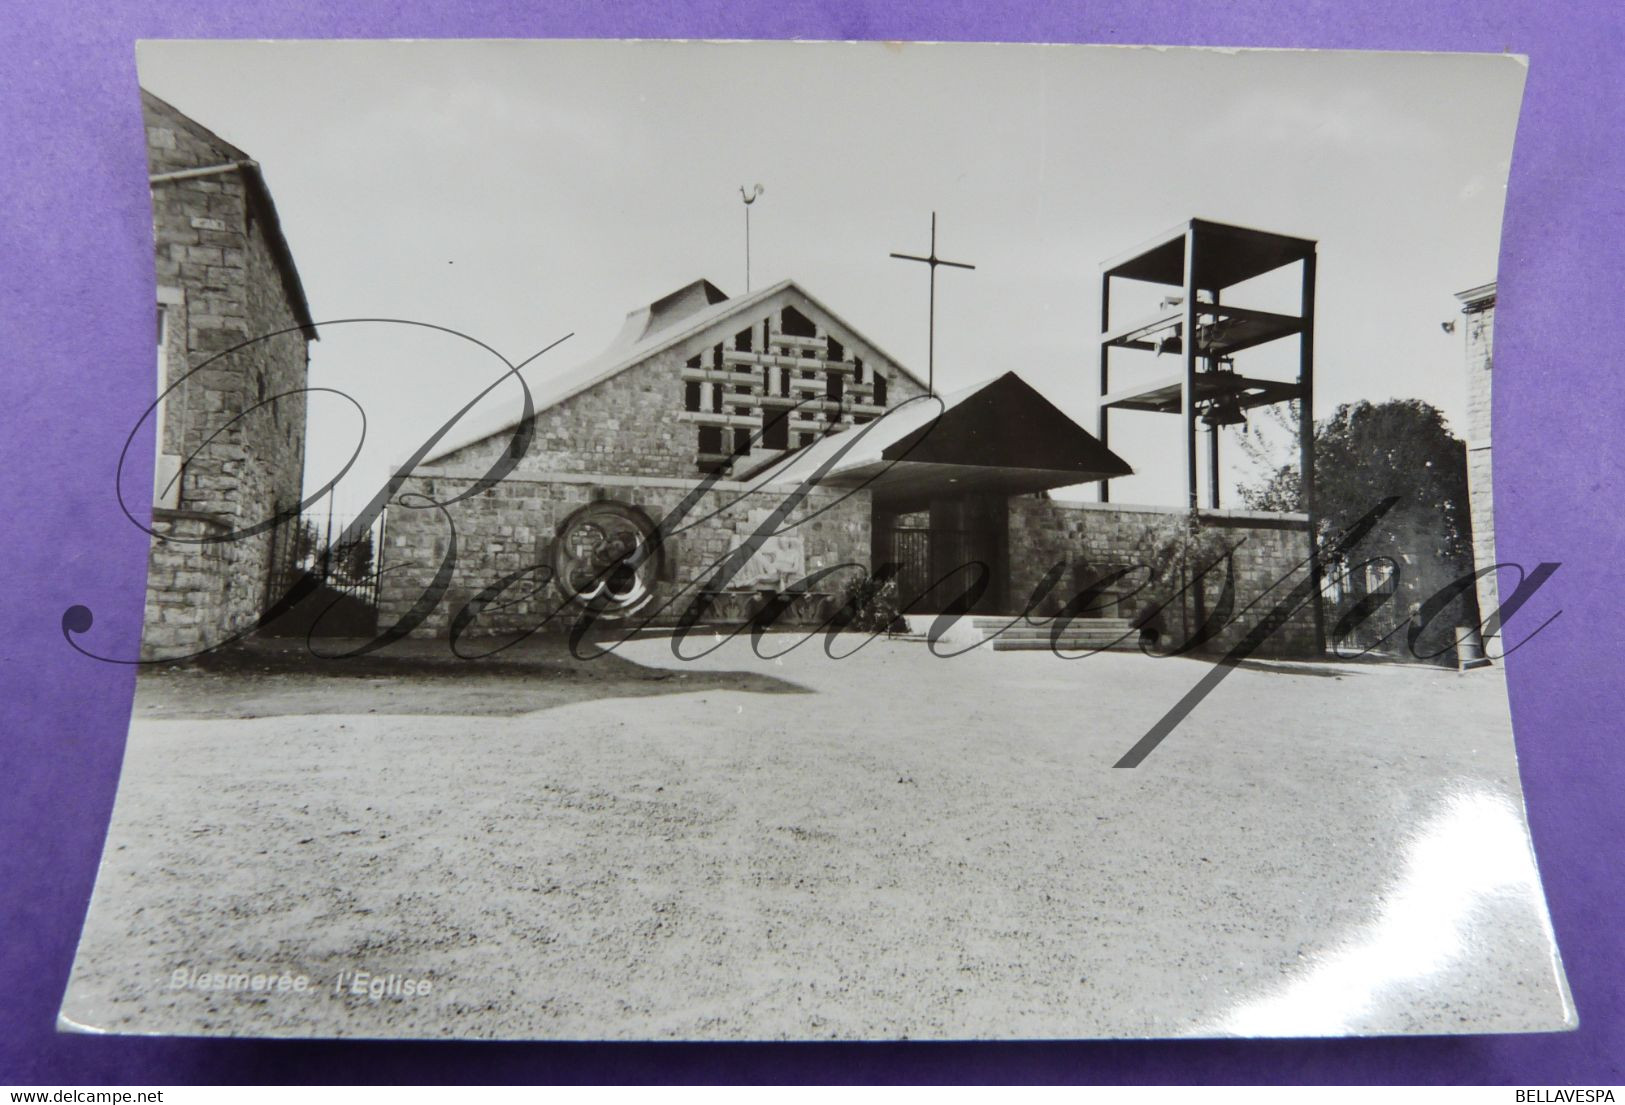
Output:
[58, 39, 1572, 1040]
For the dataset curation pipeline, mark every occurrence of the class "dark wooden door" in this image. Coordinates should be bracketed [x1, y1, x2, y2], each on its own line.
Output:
[884, 495, 1007, 615]
[927, 495, 1006, 614]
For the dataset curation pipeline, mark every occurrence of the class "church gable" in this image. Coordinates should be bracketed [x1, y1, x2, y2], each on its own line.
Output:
[428, 283, 926, 482]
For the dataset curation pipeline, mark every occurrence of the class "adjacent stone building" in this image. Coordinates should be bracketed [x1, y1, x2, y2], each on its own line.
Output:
[140, 90, 315, 658]
[379, 277, 1319, 657]
[1455, 282, 1498, 641]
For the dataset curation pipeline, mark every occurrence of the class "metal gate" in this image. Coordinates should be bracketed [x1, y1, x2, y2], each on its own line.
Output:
[891, 527, 932, 612]
[262, 510, 385, 637]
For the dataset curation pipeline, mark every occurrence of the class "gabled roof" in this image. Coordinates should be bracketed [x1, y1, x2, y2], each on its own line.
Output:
[141, 87, 252, 163]
[141, 89, 317, 340]
[420, 277, 929, 465]
[742, 370, 1133, 509]
[630, 278, 730, 341]
[1455, 281, 1496, 313]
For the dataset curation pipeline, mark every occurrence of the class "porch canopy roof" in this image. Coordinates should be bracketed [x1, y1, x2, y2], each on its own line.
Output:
[742, 371, 1133, 511]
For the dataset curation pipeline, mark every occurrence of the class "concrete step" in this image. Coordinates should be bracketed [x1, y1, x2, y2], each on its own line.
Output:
[910, 615, 1141, 650]
[991, 636, 1142, 652]
[986, 625, 1136, 640]
[977, 632, 1142, 639]
[971, 616, 1133, 631]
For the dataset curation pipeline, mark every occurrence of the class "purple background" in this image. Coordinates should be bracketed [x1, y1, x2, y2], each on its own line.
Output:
[2, 0, 1621, 1085]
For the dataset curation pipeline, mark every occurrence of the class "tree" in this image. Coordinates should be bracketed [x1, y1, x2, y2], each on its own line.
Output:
[290, 517, 322, 572]
[1237, 398, 1477, 657]
[339, 529, 375, 585]
[1235, 401, 1302, 514]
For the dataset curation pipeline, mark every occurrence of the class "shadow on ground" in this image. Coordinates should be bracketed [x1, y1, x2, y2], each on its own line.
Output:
[1216, 649, 1450, 678]
[134, 632, 810, 720]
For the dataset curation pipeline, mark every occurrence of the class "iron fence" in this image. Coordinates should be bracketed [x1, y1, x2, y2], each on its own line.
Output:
[263, 509, 387, 637]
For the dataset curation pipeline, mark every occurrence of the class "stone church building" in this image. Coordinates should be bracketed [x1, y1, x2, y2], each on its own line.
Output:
[140, 91, 314, 658]
[379, 276, 1319, 656]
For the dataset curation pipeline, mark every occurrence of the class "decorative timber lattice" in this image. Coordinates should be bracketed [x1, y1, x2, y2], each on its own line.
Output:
[677, 304, 892, 475]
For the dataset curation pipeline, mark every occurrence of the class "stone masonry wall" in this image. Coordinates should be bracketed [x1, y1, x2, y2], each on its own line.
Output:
[1007, 498, 1320, 658]
[377, 471, 871, 638]
[142, 93, 310, 658]
[139, 512, 235, 657]
[233, 192, 310, 613]
[1463, 298, 1497, 627]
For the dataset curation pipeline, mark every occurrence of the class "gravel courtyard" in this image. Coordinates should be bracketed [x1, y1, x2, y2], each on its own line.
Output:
[60, 633, 1574, 1040]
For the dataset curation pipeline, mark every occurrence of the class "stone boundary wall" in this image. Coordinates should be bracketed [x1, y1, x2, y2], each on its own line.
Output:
[1007, 498, 1320, 658]
[378, 472, 871, 638]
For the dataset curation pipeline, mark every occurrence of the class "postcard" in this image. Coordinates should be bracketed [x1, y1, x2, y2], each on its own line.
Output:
[57, 39, 1572, 1040]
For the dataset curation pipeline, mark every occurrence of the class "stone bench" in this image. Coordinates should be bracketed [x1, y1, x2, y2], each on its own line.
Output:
[695, 588, 838, 626]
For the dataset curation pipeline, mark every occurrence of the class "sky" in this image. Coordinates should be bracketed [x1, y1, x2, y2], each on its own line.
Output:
[136, 40, 1526, 516]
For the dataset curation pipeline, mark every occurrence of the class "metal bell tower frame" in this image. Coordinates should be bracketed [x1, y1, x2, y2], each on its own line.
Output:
[1096, 218, 1321, 649]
